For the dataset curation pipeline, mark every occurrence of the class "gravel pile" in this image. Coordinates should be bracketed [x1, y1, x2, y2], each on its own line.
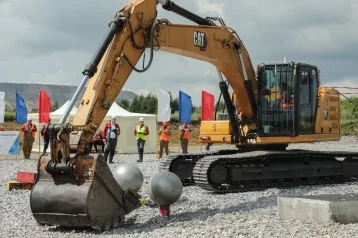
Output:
[1, 138, 358, 238]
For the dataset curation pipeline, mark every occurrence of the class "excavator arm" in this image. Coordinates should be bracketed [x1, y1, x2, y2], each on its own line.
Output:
[71, 0, 258, 151]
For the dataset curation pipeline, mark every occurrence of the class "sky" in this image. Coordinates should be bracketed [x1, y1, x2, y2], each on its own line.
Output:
[0, 0, 357, 106]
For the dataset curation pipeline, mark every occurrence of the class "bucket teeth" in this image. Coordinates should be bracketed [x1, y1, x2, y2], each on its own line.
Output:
[30, 154, 141, 230]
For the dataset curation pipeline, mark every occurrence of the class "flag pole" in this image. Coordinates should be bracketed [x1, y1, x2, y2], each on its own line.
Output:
[156, 126, 158, 160]
[38, 130, 41, 156]
[38, 91, 41, 156]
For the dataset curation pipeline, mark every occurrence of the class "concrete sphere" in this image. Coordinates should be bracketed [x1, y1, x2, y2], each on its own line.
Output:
[147, 171, 183, 205]
[113, 164, 144, 193]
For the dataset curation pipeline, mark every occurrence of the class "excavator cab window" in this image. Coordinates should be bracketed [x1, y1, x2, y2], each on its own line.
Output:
[257, 64, 296, 136]
[257, 63, 319, 136]
[298, 66, 318, 134]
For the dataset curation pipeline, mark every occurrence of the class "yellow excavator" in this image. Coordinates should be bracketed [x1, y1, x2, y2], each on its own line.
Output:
[30, 0, 358, 231]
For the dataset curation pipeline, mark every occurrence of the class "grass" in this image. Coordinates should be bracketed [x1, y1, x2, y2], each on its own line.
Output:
[170, 111, 201, 122]
[341, 119, 358, 136]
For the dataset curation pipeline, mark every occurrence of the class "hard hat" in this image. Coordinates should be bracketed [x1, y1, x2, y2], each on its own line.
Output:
[111, 115, 116, 119]
[139, 117, 144, 122]
[27, 116, 32, 120]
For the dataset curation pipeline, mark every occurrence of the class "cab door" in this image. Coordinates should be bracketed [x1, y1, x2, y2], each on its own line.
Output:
[298, 66, 318, 134]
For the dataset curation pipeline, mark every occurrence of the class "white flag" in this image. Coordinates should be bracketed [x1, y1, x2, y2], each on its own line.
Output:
[157, 89, 171, 122]
[0, 91, 5, 123]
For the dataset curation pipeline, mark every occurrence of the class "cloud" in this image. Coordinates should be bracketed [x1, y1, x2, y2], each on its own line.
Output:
[135, 89, 151, 96]
[195, 0, 225, 17]
[0, 0, 357, 107]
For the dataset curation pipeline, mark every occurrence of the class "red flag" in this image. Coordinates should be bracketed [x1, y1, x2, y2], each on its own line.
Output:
[38, 90, 51, 123]
[201, 90, 214, 120]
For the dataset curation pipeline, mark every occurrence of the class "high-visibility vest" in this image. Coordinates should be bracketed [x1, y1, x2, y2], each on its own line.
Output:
[21, 123, 36, 140]
[183, 129, 190, 139]
[136, 125, 147, 140]
[180, 126, 191, 139]
[159, 127, 170, 141]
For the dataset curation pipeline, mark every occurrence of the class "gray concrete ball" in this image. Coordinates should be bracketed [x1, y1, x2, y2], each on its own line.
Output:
[147, 171, 183, 205]
[113, 163, 144, 193]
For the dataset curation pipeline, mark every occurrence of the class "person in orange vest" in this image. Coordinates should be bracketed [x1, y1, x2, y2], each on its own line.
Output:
[179, 122, 192, 154]
[21, 116, 37, 159]
[40, 118, 51, 155]
[158, 121, 171, 159]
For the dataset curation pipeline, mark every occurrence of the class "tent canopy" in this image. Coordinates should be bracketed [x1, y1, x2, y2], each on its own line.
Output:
[30, 101, 157, 154]
[51, 100, 78, 117]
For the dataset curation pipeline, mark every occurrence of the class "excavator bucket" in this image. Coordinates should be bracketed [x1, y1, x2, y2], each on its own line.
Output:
[29, 154, 141, 230]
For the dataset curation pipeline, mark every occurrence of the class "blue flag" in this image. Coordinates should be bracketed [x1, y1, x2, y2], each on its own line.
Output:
[179, 91, 192, 123]
[16, 91, 27, 124]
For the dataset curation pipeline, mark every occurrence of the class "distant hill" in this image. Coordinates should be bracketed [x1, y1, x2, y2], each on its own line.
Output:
[0, 83, 137, 111]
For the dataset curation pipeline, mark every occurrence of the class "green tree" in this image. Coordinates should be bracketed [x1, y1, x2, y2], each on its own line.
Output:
[192, 105, 199, 113]
[341, 97, 358, 120]
[118, 99, 130, 110]
[142, 93, 157, 114]
[215, 100, 226, 113]
[167, 91, 179, 113]
[51, 101, 60, 111]
[129, 96, 140, 112]
[138, 94, 145, 112]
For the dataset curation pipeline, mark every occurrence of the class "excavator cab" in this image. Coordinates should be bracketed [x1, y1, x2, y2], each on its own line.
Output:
[257, 62, 319, 137]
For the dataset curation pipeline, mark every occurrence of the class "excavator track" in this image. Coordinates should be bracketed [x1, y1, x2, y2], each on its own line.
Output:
[192, 150, 358, 193]
[158, 149, 240, 185]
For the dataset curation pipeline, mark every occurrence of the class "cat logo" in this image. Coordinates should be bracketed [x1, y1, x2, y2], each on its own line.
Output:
[193, 31, 207, 51]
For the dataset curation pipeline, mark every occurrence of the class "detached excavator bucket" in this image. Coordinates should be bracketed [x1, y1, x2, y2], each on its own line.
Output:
[30, 154, 141, 230]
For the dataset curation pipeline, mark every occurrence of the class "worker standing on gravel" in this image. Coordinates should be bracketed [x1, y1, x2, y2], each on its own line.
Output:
[102, 115, 120, 164]
[40, 118, 51, 156]
[21, 117, 37, 159]
[134, 117, 149, 162]
[179, 122, 192, 154]
[158, 121, 171, 159]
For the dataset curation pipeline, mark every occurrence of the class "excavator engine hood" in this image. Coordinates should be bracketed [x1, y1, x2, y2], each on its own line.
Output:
[30, 154, 141, 230]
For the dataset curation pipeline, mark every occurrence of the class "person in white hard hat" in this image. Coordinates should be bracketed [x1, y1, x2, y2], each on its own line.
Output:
[21, 116, 37, 159]
[102, 115, 120, 163]
[133, 117, 149, 162]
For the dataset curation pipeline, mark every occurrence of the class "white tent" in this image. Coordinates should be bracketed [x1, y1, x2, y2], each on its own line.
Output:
[29, 101, 157, 154]
[51, 100, 78, 117]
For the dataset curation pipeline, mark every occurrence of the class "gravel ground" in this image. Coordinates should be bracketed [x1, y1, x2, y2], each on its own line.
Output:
[2, 137, 358, 238]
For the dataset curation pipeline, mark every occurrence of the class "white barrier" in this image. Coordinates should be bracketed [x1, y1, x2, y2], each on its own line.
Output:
[0, 131, 20, 155]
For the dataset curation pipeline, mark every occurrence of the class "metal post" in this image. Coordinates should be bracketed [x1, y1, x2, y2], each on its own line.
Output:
[156, 129, 158, 159]
[178, 129, 180, 154]
[59, 75, 89, 124]
[38, 131, 40, 155]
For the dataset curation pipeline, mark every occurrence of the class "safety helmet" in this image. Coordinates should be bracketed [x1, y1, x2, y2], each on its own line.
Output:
[139, 117, 144, 122]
